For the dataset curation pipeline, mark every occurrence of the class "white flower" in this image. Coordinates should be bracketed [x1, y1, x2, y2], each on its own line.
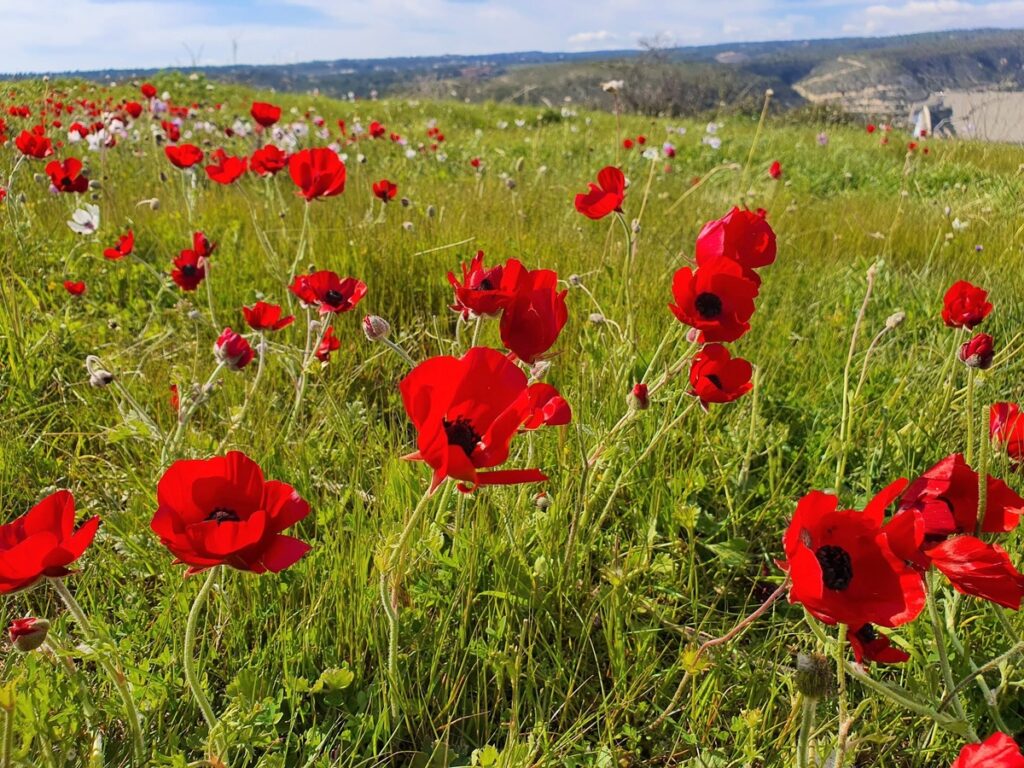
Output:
[952, 218, 969, 231]
[642, 148, 659, 161]
[67, 204, 100, 235]
[706, 122, 719, 135]
[600, 79, 624, 94]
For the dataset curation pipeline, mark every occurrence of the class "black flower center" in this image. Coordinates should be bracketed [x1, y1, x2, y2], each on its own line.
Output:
[206, 507, 240, 524]
[443, 416, 481, 458]
[477, 278, 493, 290]
[324, 289, 345, 306]
[706, 374, 723, 389]
[855, 624, 878, 643]
[181, 264, 197, 277]
[694, 291, 723, 319]
[815, 545, 853, 591]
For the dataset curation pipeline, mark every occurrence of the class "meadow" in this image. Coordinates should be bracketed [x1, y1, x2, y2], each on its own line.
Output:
[1, 74, 1024, 767]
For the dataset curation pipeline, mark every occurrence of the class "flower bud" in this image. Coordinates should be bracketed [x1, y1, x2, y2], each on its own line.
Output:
[686, 327, 701, 344]
[362, 314, 391, 342]
[89, 368, 114, 387]
[213, 327, 254, 370]
[959, 333, 994, 370]
[885, 311, 906, 330]
[505, 178, 517, 190]
[631, 219, 641, 234]
[426, 205, 437, 218]
[534, 492, 551, 510]
[629, 382, 649, 410]
[568, 274, 583, 287]
[588, 312, 605, 325]
[794, 652, 833, 700]
[400, 197, 411, 207]
[9, 617, 49, 653]
[402, 221, 414, 231]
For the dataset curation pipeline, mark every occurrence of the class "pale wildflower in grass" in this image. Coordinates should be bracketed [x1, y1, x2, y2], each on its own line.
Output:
[68, 204, 100, 235]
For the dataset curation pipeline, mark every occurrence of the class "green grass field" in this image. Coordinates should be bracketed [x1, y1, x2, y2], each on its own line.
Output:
[2, 75, 1024, 767]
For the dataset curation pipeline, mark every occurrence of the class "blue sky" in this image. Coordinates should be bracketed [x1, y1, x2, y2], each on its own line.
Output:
[4, 0, 1024, 73]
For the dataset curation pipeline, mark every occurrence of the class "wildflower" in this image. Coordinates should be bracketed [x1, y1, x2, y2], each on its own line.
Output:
[289, 270, 366, 314]
[67, 204, 100, 235]
[574, 166, 625, 220]
[669, 259, 759, 343]
[8, 617, 50, 652]
[288, 147, 347, 200]
[213, 328, 255, 370]
[959, 333, 994, 369]
[688, 344, 753, 407]
[942, 281, 992, 329]
[243, 301, 294, 331]
[250, 101, 282, 128]
[103, 230, 134, 261]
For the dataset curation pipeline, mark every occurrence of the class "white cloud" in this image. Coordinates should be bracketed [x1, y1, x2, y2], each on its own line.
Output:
[567, 30, 617, 46]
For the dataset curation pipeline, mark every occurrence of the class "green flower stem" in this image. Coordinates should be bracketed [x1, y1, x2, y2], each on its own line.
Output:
[1, 695, 13, 768]
[184, 568, 228, 765]
[965, 368, 976, 466]
[927, 581, 974, 739]
[52, 578, 146, 764]
[796, 695, 816, 768]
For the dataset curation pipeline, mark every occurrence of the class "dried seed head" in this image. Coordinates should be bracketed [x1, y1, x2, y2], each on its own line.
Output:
[89, 369, 114, 388]
[588, 312, 605, 325]
[568, 274, 583, 287]
[795, 652, 833, 700]
[885, 311, 906, 329]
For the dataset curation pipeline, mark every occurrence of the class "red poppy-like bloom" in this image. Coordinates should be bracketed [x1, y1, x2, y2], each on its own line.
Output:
[847, 624, 909, 665]
[250, 101, 282, 128]
[866, 124, 877, 134]
[170, 384, 180, 413]
[103, 230, 134, 261]
[499, 265, 569, 364]
[695, 207, 777, 282]
[448, 251, 511, 319]
[951, 733, 1024, 767]
[372, 178, 397, 202]
[192, 231, 215, 259]
[669, 259, 759, 343]
[942, 281, 992, 329]
[0, 188, 6, 204]
[886, 454, 1024, 608]
[780, 480, 926, 628]
[0, 490, 100, 593]
[213, 328, 254, 370]
[991, 403, 1024, 463]
[63, 280, 86, 296]
[630, 382, 650, 410]
[250, 144, 288, 176]
[574, 166, 625, 220]
[243, 301, 294, 331]
[769, 160, 782, 179]
[288, 148, 346, 201]
[289, 270, 366, 314]
[927, 537, 1024, 610]
[141, 82, 157, 99]
[45, 157, 88, 193]
[400, 347, 570, 493]
[15, 129, 53, 158]
[165, 144, 204, 169]
[315, 326, 340, 362]
[688, 343, 753, 407]
[161, 120, 180, 143]
[205, 149, 247, 185]
[622, 138, 634, 150]
[124, 101, 143, 119]
[368, 120, 386, 138]
[171, 250, 206, 291]
[151, 451, 311, 575]
[959, 332, 994, 369]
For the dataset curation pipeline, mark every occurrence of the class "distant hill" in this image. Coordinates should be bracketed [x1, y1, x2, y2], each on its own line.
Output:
[5, 28, 1024, 118]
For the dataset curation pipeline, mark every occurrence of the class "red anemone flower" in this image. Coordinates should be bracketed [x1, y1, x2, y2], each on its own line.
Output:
[213, 328, 254, 370]
[192, 231, 215, 259]
[45, 157, 89, 193]
[669, 259, 759, 343]
[847, 624, 909, 665]
[250, 144, 288, 176]
[991, 403, 1024, 463]
[400, 347, 569, 493]
[768, 160, 782, 179]
[289, 270, 366, 314]
[498, 265, 568, 364]
[372, 178, 397, 202]
[695, 207, 777, 281]
[780, 480, 926, 628]
[368, 120, 386, 138]
[103, 230, 134, 261]
[205, 148, 247, 185]
[942, 280, 992, 329]
[141, 82, 157, 99]
[15, 129, 53, 158]
[315, 326, 341, 362]
[63, 280, 86, 296]
[151, 451, 310, 575]
[0, 490, 100, 593]
[288, 147, 346, 201]
[243, 301, 294, 331]
[447, 251, 512, 319]
[926, 537, 1024, 610]
[951, 732, 1024, 767]
[250, 101, 282, 128]
[165, 143, 204, 169]
[959, 333, 994, 369]
[171, 250, 205, 291]
[688, 343, 753, 407]
[574, 166, 625, 220]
